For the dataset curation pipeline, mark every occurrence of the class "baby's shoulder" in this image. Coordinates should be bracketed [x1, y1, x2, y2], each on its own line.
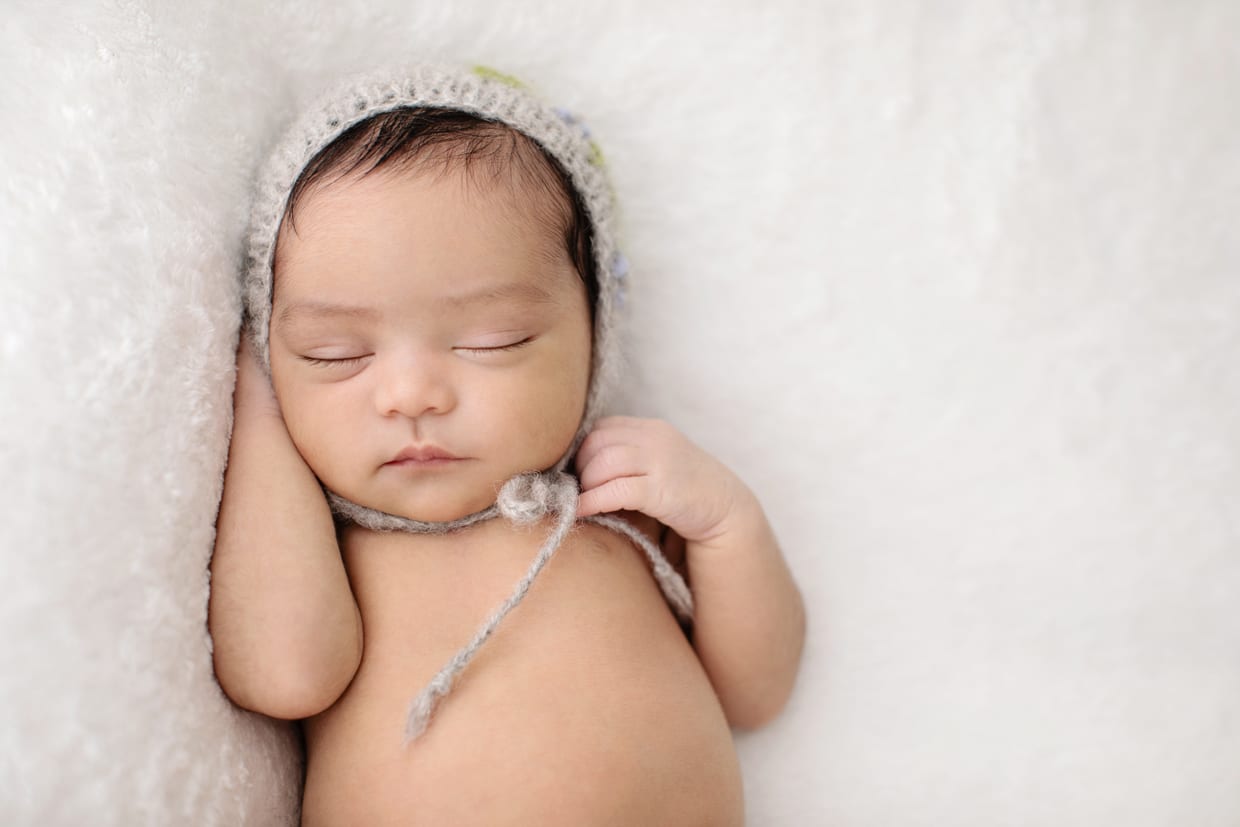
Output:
[580, 510, 686, 572]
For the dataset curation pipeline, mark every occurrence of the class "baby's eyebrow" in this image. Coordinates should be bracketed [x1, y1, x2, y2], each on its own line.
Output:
[275, 301, 381, 326]
[439, 280, 558, 309]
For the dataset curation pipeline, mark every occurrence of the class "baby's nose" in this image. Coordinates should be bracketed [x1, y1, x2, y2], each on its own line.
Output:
[373, 352, 456, 419]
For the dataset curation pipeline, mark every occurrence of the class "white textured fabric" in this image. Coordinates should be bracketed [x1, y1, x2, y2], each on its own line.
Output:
[3, 1, 1238, 825]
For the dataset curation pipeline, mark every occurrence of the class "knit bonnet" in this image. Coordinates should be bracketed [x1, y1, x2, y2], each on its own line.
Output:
[240, 64, 690, 743]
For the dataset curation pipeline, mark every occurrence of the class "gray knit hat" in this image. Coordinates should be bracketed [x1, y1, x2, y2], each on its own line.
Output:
[241, 64, 624, 479]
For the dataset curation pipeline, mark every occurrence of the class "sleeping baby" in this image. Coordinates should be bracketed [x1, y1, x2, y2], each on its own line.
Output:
[207, 64, 804, 826]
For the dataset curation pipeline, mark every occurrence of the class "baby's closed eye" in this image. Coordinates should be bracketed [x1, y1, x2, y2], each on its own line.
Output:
[300, 353, 372, 367]
[453, 335, 535, 354]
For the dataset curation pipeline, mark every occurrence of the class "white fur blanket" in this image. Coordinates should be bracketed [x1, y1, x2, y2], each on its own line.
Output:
[2, 1, 1238, 824]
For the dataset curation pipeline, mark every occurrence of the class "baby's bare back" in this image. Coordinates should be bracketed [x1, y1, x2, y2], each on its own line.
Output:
[300, 519, 742, 827]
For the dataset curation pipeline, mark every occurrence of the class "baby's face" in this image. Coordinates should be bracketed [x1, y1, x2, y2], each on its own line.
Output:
[268, 165, 593, 522]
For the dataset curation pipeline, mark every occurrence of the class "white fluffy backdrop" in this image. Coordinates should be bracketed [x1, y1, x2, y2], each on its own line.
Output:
[2, 1, 1237, 824]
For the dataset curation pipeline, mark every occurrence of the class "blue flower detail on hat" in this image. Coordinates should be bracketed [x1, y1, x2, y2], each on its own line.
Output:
[554, 106, 606, 168]
[611, 251, 629, 307]
[553, 106, 592, 139]
[611, 251, 629, 280]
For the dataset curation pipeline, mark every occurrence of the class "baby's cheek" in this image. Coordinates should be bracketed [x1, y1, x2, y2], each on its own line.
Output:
[280, 392, 348, 477]
[508, 379, 583, 454]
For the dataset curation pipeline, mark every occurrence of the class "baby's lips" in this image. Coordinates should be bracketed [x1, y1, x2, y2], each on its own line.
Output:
[385, 444, 461, 464]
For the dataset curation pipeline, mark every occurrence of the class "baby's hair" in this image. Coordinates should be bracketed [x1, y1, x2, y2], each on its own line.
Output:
[276, 107, 598, 311]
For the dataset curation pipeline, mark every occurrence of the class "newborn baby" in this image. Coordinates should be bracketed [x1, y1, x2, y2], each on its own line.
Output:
[208, 65, 804, 826]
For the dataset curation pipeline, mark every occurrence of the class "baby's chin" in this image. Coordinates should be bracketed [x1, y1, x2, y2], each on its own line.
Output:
[351, 482, 506, 526]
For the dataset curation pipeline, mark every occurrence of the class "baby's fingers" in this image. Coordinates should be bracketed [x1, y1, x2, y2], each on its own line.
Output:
[577, 474, 651, 518]
[575, 422, 632, 472]
[576, 443, 645, 492]
[575, 417, 662, 470]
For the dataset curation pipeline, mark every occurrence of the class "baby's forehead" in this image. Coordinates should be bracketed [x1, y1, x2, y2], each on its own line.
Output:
[274, 162, 570, 272]
[277, 140, 572, 266]
[270, 161, 583, 316]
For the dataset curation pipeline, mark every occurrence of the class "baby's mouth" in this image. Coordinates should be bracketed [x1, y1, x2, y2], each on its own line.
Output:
[384, 445, 463, 466]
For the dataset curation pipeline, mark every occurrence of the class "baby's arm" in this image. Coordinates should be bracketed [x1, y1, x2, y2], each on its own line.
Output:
[208, 335, 363, 720]
[576, 417, 805, 729]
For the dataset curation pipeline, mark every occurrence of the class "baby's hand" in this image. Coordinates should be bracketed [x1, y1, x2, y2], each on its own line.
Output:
[233, 333, 282, 420]
[575, 416, 746, 544]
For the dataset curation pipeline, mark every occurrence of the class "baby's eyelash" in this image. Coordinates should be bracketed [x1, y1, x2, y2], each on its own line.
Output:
[300, 355, 369, 367]
[459, 337, 535, 353]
